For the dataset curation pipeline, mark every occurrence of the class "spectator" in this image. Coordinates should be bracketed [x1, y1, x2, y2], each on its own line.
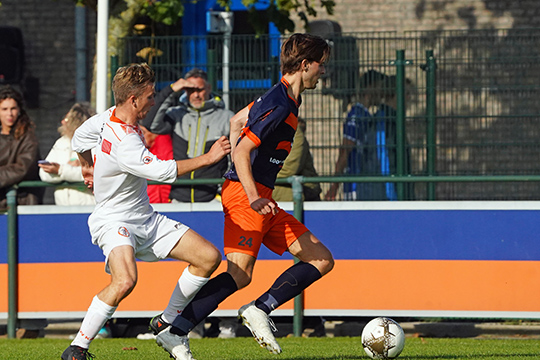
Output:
[325, 70, 393, 201]
[139, 124, 174, 203]
[142, 68, 233, 203]
[273, 118, 321, 201]
[0, 85, 43, 210]
[373, 75, 414, 200]
[39, 102, 96, 205]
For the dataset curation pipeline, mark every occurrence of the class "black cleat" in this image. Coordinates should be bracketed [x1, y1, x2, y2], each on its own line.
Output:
[61, 345, 95, 360]
[150, 314, 171, 335]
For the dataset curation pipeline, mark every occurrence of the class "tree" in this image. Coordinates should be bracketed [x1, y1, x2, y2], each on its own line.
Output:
[75, 0, 335, 36]
[74, 0, 335, 106]
[235, 0, 335, 34]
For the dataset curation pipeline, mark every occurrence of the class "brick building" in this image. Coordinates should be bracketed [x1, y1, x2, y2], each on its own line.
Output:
[1, 0, 539, 201]
[0, 0, 97, 162]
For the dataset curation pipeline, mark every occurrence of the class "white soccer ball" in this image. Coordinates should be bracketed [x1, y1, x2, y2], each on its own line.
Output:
[361, 317, 405, 359]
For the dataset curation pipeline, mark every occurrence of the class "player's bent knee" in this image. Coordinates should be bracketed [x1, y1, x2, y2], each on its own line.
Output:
[230, 271, 252, 290]
[113, 278, 137, 298]
[236, 277, 251, 290]
[324, 256, 335, 275]
[316, 256, 334, 277]
[197, 248, 222, 275]
[208, 249, 222, 272]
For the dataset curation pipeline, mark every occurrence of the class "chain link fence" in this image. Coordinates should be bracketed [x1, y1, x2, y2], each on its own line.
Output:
[117, 29, 540, 200]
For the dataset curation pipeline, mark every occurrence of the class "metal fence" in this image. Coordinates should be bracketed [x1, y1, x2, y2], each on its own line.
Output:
[117, 29, 540, 200]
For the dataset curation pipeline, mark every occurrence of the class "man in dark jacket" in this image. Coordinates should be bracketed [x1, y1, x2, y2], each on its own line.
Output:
[142, 68, 233, 202]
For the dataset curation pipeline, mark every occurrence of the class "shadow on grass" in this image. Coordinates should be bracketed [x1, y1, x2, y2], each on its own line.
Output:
[398, 355, 540, 360]
[260, 352, 540, 359]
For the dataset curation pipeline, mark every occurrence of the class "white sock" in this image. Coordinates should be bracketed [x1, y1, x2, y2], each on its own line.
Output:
[162, 266, 209, 324]
[71, 295, 117, 349]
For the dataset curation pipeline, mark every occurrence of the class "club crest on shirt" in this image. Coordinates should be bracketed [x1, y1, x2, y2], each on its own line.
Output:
[143, 156, 153, 164]
[121, 124, 138, 135]
[102, 139, 112, 155]
[118, 226, 130, 237]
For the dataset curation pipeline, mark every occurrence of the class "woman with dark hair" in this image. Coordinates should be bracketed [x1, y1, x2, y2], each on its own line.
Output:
[39, 102, 97, 205]
[0, 85, 43, 210]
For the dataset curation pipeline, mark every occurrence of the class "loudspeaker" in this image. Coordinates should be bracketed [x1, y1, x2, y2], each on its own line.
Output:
[308, 20, 342, 39]
[0, 26, 25, 84]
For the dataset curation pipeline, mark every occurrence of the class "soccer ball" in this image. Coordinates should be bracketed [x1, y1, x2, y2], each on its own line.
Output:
[361, 317, 405, 359]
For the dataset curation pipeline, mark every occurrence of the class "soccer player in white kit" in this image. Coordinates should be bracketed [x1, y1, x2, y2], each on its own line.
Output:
[61, 63, 231, 360]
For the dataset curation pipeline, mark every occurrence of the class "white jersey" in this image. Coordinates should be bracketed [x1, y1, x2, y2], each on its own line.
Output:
[72, 107, 177, 240]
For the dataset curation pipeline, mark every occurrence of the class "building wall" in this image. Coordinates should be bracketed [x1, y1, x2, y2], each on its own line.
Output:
[0, 0, 539, 202]
[299, 0, 522, 33]
[0, 0, 97, 203]
[0, 0, 537, 148]
[0, 0, 96, 165]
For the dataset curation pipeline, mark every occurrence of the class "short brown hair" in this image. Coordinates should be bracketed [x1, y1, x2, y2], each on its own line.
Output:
[280, 33, 331, 75]
[112, 63, 155, 105]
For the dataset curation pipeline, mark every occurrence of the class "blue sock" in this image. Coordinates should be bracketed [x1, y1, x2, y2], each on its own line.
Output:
[171, 272, 237, 336]
[255, 262, 322, 314]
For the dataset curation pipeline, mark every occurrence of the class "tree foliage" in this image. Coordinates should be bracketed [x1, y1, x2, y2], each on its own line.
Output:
[74, 0, 335, 34]
[234, 0, 335, 34]
[140, 0, 184, 26]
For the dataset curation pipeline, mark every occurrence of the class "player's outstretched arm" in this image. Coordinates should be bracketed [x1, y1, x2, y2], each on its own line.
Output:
[175, 136, 231, 177]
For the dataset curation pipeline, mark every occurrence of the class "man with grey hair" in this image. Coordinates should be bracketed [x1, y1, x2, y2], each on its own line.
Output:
[142, 68, 234, 203]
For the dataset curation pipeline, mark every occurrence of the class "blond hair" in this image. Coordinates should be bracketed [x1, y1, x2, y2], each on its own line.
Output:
[59, 102, 96, 138]
[112, 63, 155, 105]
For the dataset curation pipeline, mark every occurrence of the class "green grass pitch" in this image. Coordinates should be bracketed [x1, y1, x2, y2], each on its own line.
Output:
[1, 336, 540, 359]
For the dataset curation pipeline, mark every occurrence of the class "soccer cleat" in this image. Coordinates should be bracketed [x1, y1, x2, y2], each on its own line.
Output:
[149, 314, 171, 335]
[60, 345, 95, 360]
[238, 302, 282, 354]
[155, 327, 195, 360]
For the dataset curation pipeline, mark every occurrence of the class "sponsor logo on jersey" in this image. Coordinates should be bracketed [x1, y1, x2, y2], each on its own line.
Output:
[143, 156, 153, 164]
[269, 157, 285, 165]
[118, 226, 130, 237]
[102, 139, 112, 155]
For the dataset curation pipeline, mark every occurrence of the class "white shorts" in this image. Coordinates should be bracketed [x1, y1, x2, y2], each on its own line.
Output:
[94, 211, 190, 274]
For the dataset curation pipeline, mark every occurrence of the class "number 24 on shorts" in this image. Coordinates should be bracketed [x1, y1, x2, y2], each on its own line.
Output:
[238, 236, 253, 247]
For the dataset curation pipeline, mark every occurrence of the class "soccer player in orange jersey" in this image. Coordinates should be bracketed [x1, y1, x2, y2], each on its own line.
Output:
[150, 34, 334, 358]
